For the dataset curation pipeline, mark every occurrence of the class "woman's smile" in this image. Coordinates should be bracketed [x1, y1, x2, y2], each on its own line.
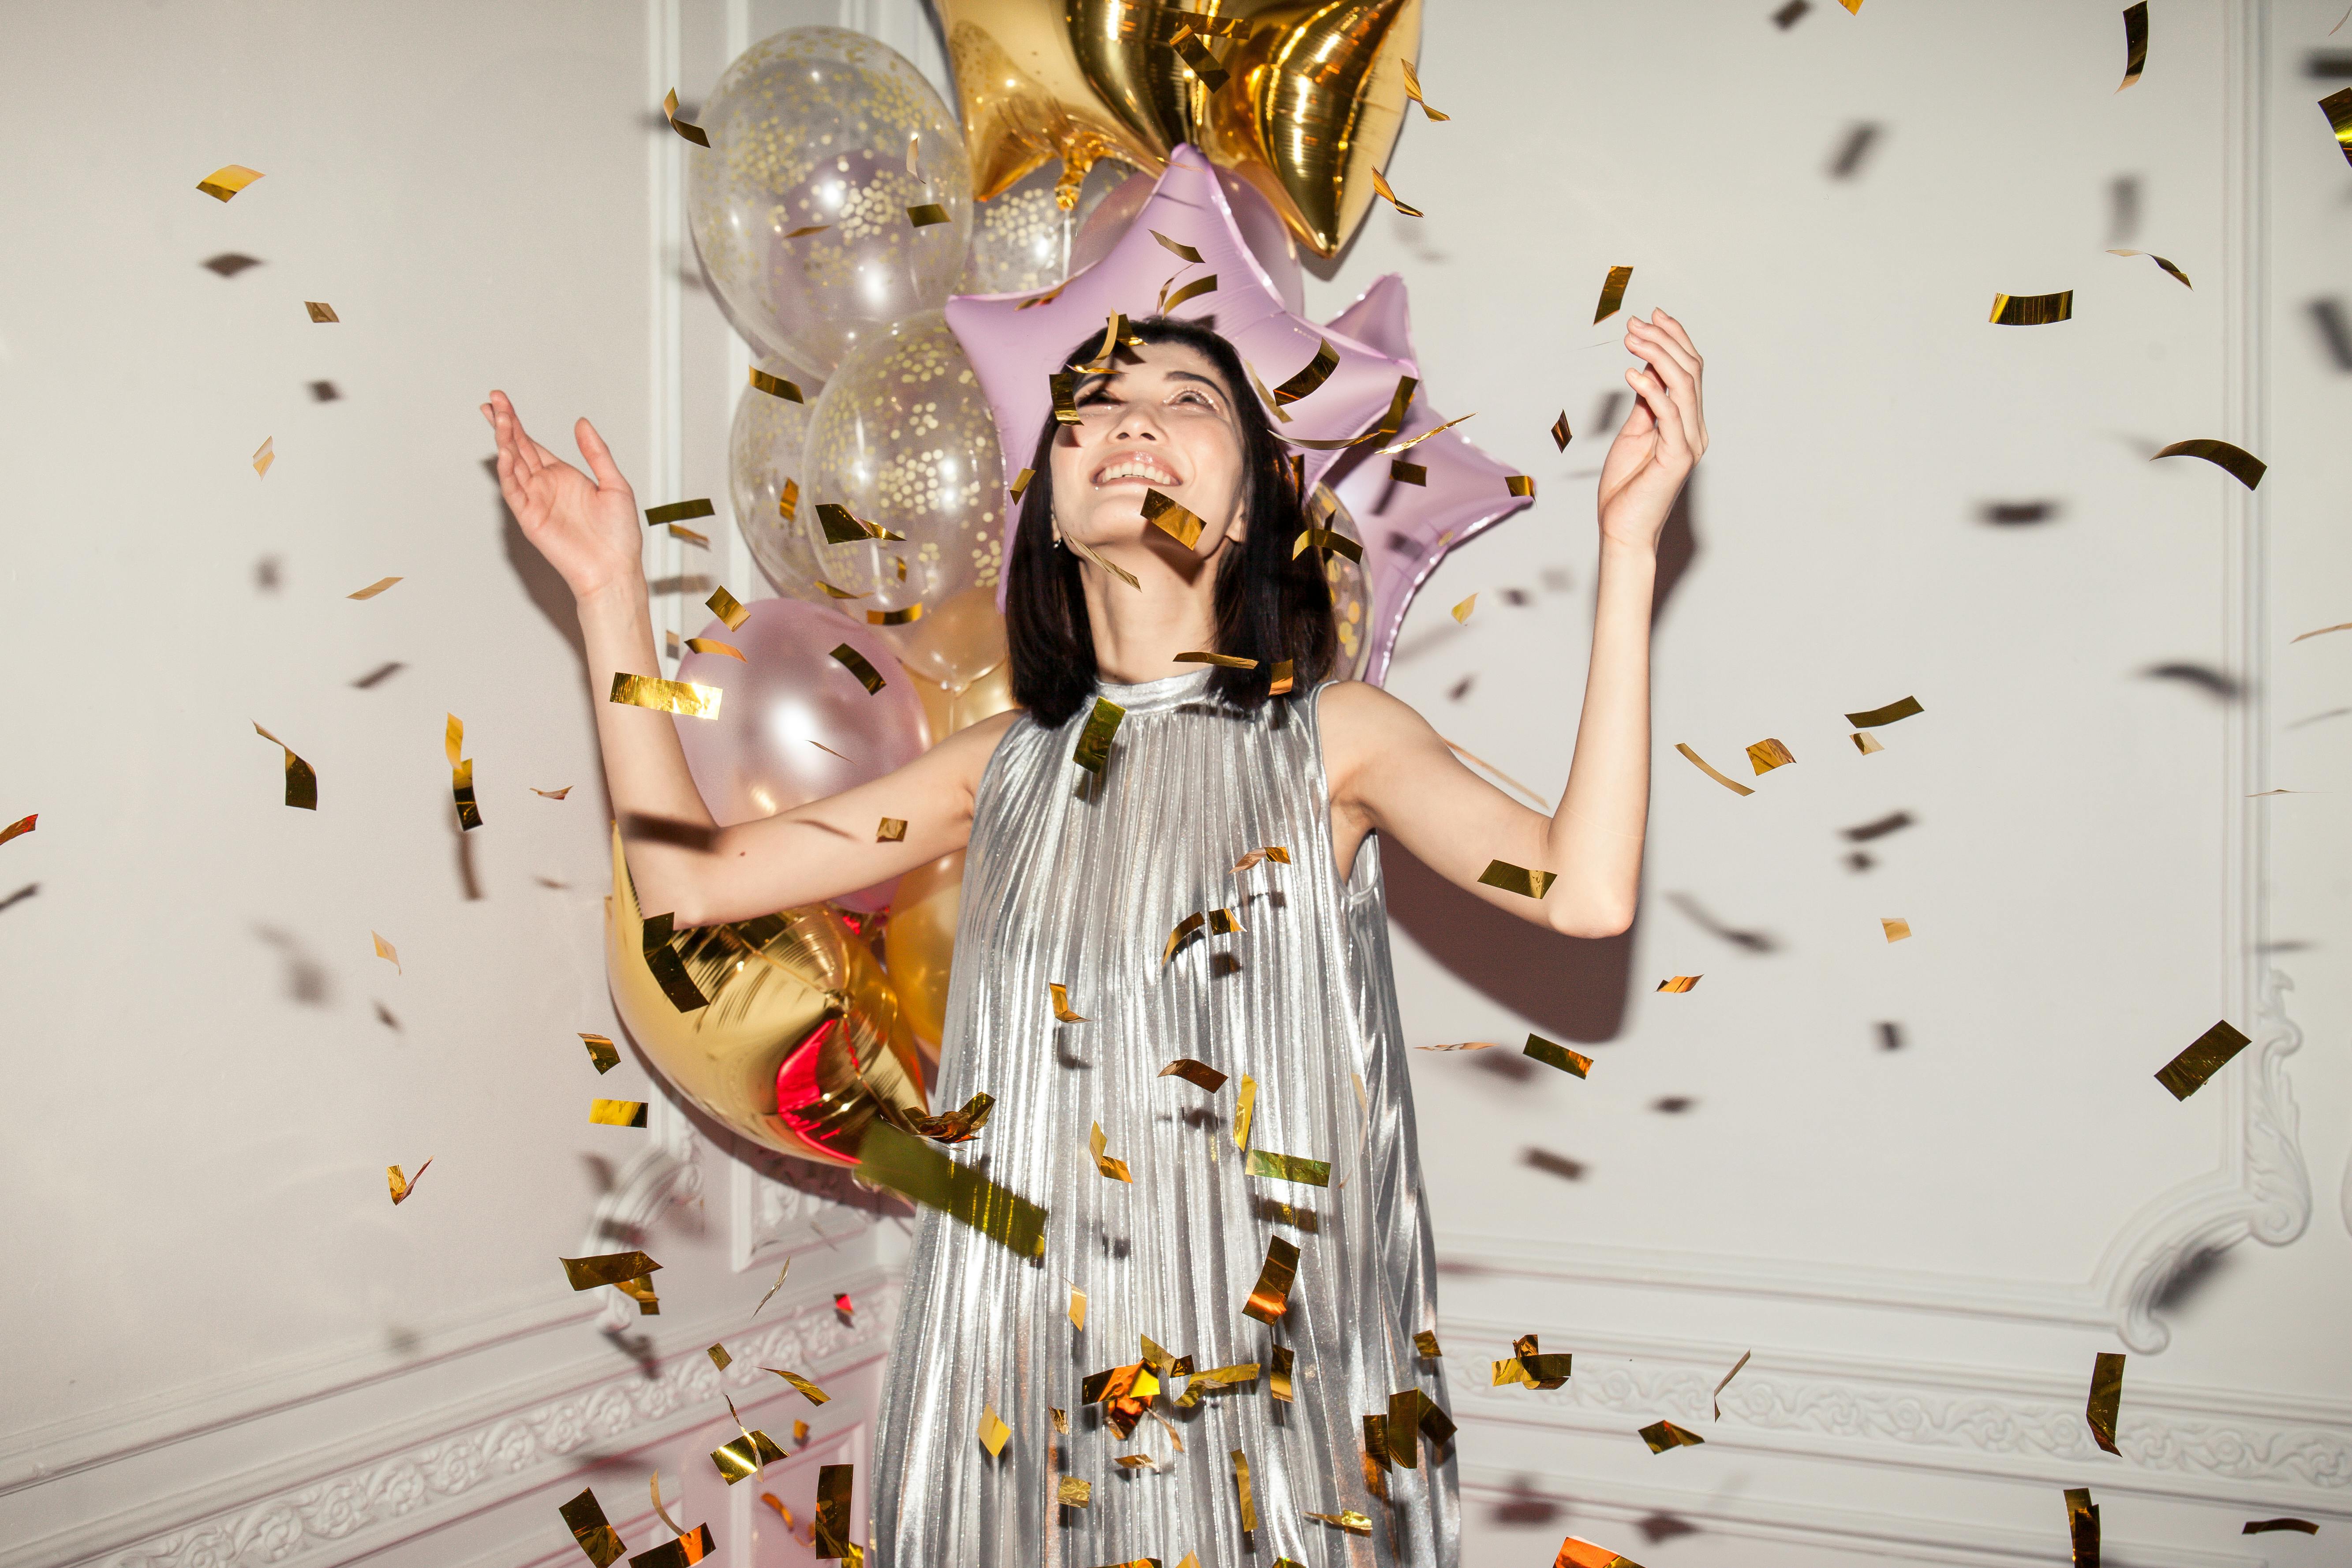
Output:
[1091, 450, 1181, 488]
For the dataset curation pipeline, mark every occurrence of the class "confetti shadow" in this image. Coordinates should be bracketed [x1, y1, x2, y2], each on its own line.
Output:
[2140, 662, 2242, 702]
[1383, 481, 1700, 1044]
[252, 924, 335, 1006]
[0, 883, 37, 915]
[2308, 299, 2352, 373]
[1486, 1477, 1560, 1526]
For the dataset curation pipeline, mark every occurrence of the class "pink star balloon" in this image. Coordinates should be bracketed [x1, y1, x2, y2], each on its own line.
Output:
[1321, 273, 1534, 687]
[944, 145, 1417, 600]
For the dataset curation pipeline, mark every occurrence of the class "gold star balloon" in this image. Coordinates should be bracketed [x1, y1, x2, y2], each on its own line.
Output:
[936, 0, 1425, 256]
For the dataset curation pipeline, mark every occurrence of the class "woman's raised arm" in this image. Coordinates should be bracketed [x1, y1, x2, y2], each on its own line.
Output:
[1322, 309, 1705, 936]
[484, 390, 1006, 926]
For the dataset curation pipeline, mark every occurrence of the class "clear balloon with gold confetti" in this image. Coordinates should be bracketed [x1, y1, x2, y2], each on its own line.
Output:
[956, 157, 1129, 296]
[729, 359, 826, 601]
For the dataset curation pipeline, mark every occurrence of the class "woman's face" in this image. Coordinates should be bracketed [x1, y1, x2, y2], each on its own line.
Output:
[1048, 339, 1249, 564]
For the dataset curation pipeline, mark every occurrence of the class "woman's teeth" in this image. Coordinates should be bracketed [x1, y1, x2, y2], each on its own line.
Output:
[1097, 458, 1175, 484]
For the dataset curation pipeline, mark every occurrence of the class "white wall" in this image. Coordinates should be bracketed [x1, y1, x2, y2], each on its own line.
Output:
[3, 3, 2346, 1568]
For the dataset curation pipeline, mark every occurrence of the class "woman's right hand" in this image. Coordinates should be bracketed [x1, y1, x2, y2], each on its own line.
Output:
[482, 391, 645, 604]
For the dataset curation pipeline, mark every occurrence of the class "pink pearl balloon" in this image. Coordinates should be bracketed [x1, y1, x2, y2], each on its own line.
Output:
[673, 598, 932, 912]
[1070, 165, 1305, 317]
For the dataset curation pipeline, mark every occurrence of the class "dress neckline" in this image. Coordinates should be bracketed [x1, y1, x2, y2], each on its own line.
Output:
[1091, 666, 1219, 714]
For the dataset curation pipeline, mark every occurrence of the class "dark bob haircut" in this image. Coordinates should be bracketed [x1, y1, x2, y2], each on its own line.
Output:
[1004, 314, 1336, 728]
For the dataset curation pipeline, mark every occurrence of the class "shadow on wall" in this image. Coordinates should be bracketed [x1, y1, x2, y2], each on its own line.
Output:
[1380, 478, 1700, 1045]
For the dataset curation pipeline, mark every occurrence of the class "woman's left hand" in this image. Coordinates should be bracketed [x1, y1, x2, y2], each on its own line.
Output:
[1596, 309, 1708, 552]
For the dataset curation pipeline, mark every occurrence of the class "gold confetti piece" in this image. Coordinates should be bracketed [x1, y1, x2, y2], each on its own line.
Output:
[1090, 1121, 1133, 1183]
[1058, 1476, 1092, 1508]
[346, 575, 404, 601]
[760, 1365, 831, 1404]
[1006, 467, 1034, 501]
[861, 817, 905, 847]
[371, 931, 400, 973]
[1413, 1329, 1442, 1358]
[1989, 290, 2074, 325]
[1477, 859, 1555, 898]
[1049, 982, 1088, 1022]
[1162, 913, 1206, 962]
[1068, 1284, 1087, 1329]
[866, 604, 922, 625]
[1168, 23, 1230, 90]
[1451, 593, 1476, 624]
[0, 813, 32, 849]
[1065, 534, 1140, 590]
[856, 1119, 1048, 1256]
[1268, 337, 1342, 406]
[1361, 1415, 1390, 1497]
[813, 580, 869, 601]
[1306, 1511, 1374, 1535]
[1594, 265, 1634, 323]
[304, 301, 339, 324]
[1551, 412, 1574, 450]
[2243, 1518, 2319, 1534]
[814, 1464, 854, 1556]
[387, 1159, 431, 1205]
[1881, 917, 1912, 942]
[2325, 88, 2352, 166]
[1746, 738, 1795, 775]
[1638, 1419, 1705, 1453]
[2292, 620, 2352, 642]
[579, 1034, 620, 1074]
[1492, 1357, 1534, 1387]
[252, 436, 275, 477]
[668, 524, 710, 547]
[628, 1524, 713, 1568]
[561, 1488, 627, 1568]
[616, 1275, 659, 1315]
[561, 1250, 662, 1291]
[1174, 650, 1258, 669]
[452, 757, 483, 831]
[2155, 1018, 2250, 1100]
[747, 367, 804, 403]
[1384, 412, 1477, 458]
[1229, 1449, 1258, 1528]
[2085, 1352, 2124, 1454]
[1711, 1350, 1750, 1419]
[590, 1098, 649, 1128]
[1654, 976, 1701, 994]
[659, 88, 710, 146]
[906, 202, 951, 227]
[1050, 1407, 1069, 1433]
[1268, 659, 1294, 696]
[823, 643, 885, 695]
[1675, 742, 1756, 797]
[1159, 1058, 1228, 1091]
[1290, 527, 1363, 563]
[679, 639, 743, 664]
[1525, 1034, 1593, 1077]
[908, 1091, 995, 1144]
[1852, 732, 1884, 755]
[1242, 1235, 1300, 1322]
[251, 722, 318, 810]
[1140, 488, 1207, 549]
[1506, 473, 1536, 498]
[2152, 438, 2266, 489]
[1176, 1363, 1260, 1408]
[1844, 695, 1923, 728]
[775, 478, 800, 521]
[2064, 1487, 2099, 1568]
[1387, 1389, 1424, 1466]
[1234, 1074, 1257, 1150]
[1074, 696, 1126, 774]
[1395, 54, 1450, 120]
[1553, 1539, 1645, 1568]
[2105, 249, 2191, 288]
[1246, 1149, 1331, 1186]
[197, 164, 263, 201]
[610, 674, 722, 719]
[1113, 1455, 1155, 1471]
[701, 586, 750, 631]
[1233, 846, 1291, 872]
[1161, 272, 1219, 312]
[1418, 1041, 1498, 1052]
[1255, 1345, 1290, 1403]
[972, 1404, 1010, 1456]
[757, 1493, 791, 1530]
[2116, 1, 2148, 91]
[1049, 368, 1083, 425]
[698, 1342, 731, 1373]
[645, 498, 714, 528]
[1392, 460, 1431, 485]
[1369, 164, 1423, 217]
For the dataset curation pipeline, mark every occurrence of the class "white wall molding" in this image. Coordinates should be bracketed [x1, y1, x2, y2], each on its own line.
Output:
[28, 1284, 898, 1568]
[1455, 1465, 2257, 1568]
[1442, 1318, 2352, 1515]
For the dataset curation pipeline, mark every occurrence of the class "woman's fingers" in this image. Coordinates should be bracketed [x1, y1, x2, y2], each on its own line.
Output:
[1629, 368, 1689, 460]
[1625, 319, 1698, 382]
[1631, 317, 1706, 455]
[1618, 367, 1659, 433]
[1650, 309, 1702, 364]
[575, 417, 630, 493]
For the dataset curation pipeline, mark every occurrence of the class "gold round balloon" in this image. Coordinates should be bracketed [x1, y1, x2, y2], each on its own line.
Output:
[934, 0, 1423, 255]
[606, 830, 929, 1168]
[881, 849, 965, 1049]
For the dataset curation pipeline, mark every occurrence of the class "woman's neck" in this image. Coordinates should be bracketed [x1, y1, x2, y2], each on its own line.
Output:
[1078, 553, 1223, 684]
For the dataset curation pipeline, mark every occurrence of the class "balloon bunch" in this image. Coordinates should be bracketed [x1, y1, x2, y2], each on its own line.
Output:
[617, 15, 1529, 1170]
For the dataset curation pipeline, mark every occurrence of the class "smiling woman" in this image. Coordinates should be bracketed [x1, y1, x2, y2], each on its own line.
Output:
[1004, 316, 1335, 724]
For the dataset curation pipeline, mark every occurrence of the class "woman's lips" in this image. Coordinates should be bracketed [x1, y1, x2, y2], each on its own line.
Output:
[1091, 455, 1180, 487]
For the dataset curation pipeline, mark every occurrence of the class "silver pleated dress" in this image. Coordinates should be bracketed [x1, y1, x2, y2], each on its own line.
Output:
[871, 670, 1458, 1568]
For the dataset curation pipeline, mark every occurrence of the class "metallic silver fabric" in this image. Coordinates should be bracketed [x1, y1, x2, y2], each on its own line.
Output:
[872, 670, 1458, 1566]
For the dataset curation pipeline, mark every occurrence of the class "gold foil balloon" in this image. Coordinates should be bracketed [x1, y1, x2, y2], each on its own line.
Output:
[936, 0, 1424, 256]
[688, 28, 973, 376]
[958, 157, 1130, 296]
[882, 849, 964, 1050]
[906, 653, 1018, 741]
[798, 311, 1007, 632]
[608, 831, 929, 1167]
[881, 584, 1010, 692]
[729, 359, 826, 601]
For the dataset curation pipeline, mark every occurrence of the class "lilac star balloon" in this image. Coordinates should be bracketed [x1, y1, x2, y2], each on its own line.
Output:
[1322, 273, 1534, 687]
[944, 145, 1417, 600]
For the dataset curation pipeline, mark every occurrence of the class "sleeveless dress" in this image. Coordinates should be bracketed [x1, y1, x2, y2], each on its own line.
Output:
[870, 670, 1458, 1568]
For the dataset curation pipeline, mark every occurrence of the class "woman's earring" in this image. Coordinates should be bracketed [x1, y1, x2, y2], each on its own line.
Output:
[1051, 524, 1065, 550]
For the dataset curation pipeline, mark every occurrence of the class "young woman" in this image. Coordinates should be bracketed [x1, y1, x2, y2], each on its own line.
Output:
[486, 306, 1704, 1567]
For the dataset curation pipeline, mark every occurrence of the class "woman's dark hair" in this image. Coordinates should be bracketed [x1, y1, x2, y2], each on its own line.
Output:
[1005, 314, 1335, 727]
